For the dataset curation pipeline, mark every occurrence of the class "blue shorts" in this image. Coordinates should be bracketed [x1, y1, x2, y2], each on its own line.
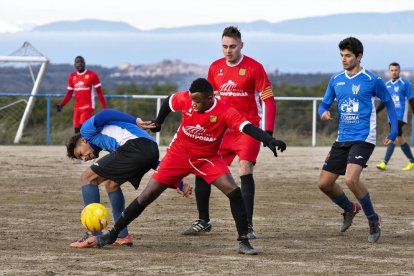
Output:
[322, 141, 375, 175]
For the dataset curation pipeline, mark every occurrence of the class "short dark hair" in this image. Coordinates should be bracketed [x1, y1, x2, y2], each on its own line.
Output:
[66, 133, 82, 159]
[389, 62, 400, 68]
[74, 56, 85, 62]
[189, 78, 213, 95]
[222, 26, 241, 40]
[338, 37, 363, 57]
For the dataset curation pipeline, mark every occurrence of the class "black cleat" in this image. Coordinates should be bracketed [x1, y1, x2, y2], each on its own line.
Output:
[238, 238, 258, 255]
[340, 202, 361, 232]
[368, 214, 381, 243]
[96, 228, 118, 247]
[182, 219, 212, 235]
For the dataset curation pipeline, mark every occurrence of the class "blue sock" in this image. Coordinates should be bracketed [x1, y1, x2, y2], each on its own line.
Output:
[384, 144, 395, 164]
[81, 184, 101, 235]
[400, 143, 414, 163]
[359, 193, 377, 223]
[331, 193, 353, 212]
[108, 188, 128, 238]
[81, 184, 100, 206]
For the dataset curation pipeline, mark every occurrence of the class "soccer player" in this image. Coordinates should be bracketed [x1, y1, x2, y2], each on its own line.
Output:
[94, 78, 286, 255]
[56, 56, 107, 134]
[318, 37, 398, 243]
[183, 26, 277, 239]
[376, 62, 414, 171]
[66, 109, 160, 248]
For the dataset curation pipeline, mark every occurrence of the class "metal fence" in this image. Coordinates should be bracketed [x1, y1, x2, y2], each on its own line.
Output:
[0, 93, 412, 146]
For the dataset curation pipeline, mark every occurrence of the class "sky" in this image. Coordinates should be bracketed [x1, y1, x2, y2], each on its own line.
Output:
[1, 0, 414, 31]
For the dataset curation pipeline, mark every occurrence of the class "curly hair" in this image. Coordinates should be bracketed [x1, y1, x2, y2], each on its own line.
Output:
[338, 37, 363, 57]
[66, 133, 82, 159]
[189, 78, 213, 96]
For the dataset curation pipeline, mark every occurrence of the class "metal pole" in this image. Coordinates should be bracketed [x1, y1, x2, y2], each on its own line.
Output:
[312, 99, 317, 146]
[46, 96, 51, 145]
[14, 60, 49, 143]
[156, 97, 161, 144]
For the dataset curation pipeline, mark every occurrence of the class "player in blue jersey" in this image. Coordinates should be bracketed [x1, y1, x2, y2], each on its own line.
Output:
[376, 62, 414, 171]
[317, 37, 398, 243]
[66, 109, 160, 248]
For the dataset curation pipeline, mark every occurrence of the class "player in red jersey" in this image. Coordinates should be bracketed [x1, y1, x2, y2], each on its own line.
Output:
[184, 26, 277, 238]
[94, 78, 286, 255]
[56, 56, 107, 134]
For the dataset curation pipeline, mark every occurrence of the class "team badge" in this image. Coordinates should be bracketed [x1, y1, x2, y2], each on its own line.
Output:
[85, 75, 90, 79]
[210, 115, 218, 123]
[218, 68, 224, 75]
[352, 84, 360, 95]
[394, 86, 399, 92]
[239, 68, 246, 76]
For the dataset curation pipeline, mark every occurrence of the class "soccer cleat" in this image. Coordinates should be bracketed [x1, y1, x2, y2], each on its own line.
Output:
[182, 219, 212, 235]
[96, 228, 118, 247]
[368, 214, 381, 243]
[113, 234, 133, 247]
[238, 238, 258, 255]
[340, 202, 362, 232]
[246, 225, 257, 239]
[402, 162, 414, 171]
[376, 161, 387, 170]
[69, 232, 97, 248]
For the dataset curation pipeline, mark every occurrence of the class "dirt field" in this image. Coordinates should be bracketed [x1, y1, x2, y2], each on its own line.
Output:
[0, 145, 413, 275]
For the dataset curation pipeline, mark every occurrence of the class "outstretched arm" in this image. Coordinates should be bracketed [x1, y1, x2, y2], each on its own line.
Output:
[242, 123, 286, 156]
[140, 95, 172, 132]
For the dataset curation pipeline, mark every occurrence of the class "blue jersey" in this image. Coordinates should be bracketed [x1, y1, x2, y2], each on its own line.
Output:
[385, 77, 414, 123]
[321, 69, 392, 144]
[80, 109, 155, 152]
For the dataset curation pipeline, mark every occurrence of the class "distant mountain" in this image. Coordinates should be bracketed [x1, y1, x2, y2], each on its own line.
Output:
[151, 11, 414, 35]
[31, 19, 141, 32]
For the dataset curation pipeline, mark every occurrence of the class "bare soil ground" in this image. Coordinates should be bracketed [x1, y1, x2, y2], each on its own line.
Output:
[0, 145, 413, 275]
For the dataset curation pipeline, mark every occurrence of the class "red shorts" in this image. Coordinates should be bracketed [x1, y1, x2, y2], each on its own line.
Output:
[219, 130, 261, 166]
[151, 147, 230, 189]
[73, 108, 94, 128]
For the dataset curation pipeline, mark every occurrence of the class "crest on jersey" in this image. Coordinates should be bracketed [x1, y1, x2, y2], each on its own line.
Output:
[85, 75, 90, 79]
[394, 86, 399, 92]
[352, 84, 360, 95]
[210, 115, 218, 123]
[218, 68, 224, 76]
[239, 68, 246, 76]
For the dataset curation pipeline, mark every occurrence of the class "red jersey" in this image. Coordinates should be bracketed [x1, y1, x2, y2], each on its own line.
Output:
[60, 69, 107, 110]
[207, 55, 275, 130]
[169, 91, 250, 159]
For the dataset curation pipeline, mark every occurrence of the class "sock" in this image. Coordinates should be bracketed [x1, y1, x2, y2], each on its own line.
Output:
[400, 143, 414, 163]
[81, 184, 100, 206]
[113, 199, 146, 236]
[195, 176, 211, 222]
[81, 184, 100, 235]
[359, 193, 377, 223]
[108, 188, 128, 238]
[240, 174, 255, 226]
[331, 193, 353, 212]
[384, 144, 395, 164]
[227, 187, 248, 238]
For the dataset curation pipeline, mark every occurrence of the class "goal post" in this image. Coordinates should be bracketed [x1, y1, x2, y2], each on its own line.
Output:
[0, 42, 49, 143]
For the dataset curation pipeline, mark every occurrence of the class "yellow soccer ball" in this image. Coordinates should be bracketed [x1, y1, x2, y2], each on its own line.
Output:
[81, 203, 110, 232]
